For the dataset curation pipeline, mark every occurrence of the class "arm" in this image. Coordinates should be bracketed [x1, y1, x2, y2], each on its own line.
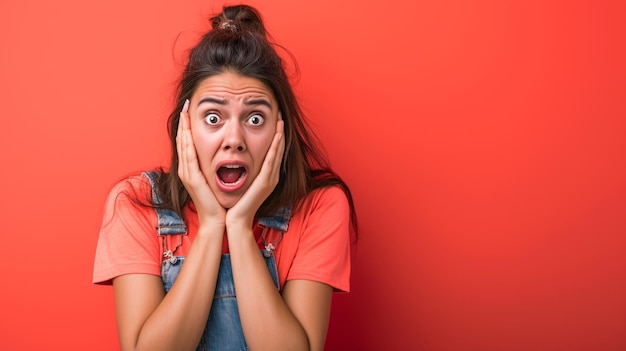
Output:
[113, 101, 227, 351]
[113, 227, 223, 351]
[227, 229, 333, 351]
[225, 120, 343, 350]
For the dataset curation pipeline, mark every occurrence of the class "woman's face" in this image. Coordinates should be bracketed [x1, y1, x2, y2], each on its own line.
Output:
[188, 71, 279, 208]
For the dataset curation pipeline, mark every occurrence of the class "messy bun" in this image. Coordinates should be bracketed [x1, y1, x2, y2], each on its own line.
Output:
[210, 5, 267, 37]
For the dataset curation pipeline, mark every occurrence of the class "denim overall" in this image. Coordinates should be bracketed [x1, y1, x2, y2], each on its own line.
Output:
[143, 171, 290, 351]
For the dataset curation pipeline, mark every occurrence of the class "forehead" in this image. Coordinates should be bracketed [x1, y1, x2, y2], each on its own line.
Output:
[193, 72, 276, 103]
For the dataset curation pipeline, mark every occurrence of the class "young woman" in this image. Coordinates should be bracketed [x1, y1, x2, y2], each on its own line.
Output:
[93, 4, 357, 351]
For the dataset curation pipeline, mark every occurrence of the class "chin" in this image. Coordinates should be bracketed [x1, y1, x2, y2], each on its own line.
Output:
[217, 194, 242, 209]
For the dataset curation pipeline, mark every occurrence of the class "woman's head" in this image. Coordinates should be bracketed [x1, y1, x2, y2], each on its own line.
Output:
[154, 4, 357, 234]
[187, 71, 280, 209]
[163, 4, 316, 216]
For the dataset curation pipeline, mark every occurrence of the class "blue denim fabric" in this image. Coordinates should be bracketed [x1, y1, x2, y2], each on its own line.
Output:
[143, 171, 289, 350]
[143, 171, 188, 235]
[161, 254, 280, 351]
[258, 205, 291, 231]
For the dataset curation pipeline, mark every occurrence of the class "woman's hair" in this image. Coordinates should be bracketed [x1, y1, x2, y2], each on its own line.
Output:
[153, 4, 357, 234]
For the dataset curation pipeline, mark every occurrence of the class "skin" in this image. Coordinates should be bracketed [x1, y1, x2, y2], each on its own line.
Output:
[190, 71, 279, 211]
[112, 72, 333, 351]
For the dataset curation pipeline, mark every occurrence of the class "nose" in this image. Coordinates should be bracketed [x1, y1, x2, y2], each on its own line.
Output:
[222, 121, 246, 152]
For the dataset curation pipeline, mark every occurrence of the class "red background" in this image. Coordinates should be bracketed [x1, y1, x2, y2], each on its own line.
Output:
[1, 0, 625, 350]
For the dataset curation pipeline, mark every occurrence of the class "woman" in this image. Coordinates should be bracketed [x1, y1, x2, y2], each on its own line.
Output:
[93, 4, 357, 351]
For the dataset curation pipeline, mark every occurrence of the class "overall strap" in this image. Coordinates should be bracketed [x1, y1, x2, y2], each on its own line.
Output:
[142, 171, 187, 236]
[258, 205, 292, 257]
[258, 205, 291, 231]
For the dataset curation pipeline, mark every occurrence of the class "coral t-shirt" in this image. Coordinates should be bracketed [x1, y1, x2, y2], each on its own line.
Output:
[93, 175, 352, 292]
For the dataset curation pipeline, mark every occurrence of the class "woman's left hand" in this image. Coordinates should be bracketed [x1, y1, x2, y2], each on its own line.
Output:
[225, 119, 285, 231]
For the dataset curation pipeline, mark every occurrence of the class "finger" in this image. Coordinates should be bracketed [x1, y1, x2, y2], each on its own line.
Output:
[182, 100, 192, 182]
[176, 105, 185, 179]
[181, 99, 190, 128]
[181, 102, 205, 187]
[272, 120, 285, 177]
[177, 100, 191, 181]
[260, 120, 285, 182]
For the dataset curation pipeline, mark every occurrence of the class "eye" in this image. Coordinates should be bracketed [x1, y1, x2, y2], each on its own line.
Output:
[204, 113, 221, 125]
[247, 114, 264, 126]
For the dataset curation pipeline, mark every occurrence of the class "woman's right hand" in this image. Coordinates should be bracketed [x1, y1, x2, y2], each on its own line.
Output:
[176, 99, 226, 228]
[114, 100, 226, 350]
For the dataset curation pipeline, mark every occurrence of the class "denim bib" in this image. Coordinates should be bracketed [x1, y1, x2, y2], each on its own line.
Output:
[143, 171, 290, 351]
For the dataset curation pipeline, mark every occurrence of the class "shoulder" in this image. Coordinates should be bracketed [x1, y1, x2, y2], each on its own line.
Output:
[100, 172, 154, 228]
[104, 172, 153, 206]
[94, 172, 162, 284]
[276, 185, 353, 291]
[285, 185, 351, 237]
[109, 172, 151, 197]
[300, 185, 350, 217]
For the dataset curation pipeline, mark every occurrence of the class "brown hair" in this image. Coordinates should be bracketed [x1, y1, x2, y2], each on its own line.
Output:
[153, 4, 357, 234]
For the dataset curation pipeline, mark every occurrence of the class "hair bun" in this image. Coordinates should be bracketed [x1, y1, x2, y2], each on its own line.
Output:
[211, 5, 267, 37]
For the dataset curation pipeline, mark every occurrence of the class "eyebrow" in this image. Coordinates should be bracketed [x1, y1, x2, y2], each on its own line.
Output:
[244, 98, 272, 109]
[197, 97, 273, 110]
[198, 97, 227, 105]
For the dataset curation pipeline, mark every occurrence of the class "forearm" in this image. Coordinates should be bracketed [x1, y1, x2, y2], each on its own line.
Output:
[227, 227, 310, 351]
[127, 225, 224, 351]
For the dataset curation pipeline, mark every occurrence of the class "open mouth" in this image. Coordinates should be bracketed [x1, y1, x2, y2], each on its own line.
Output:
[217, 165, 247, 186]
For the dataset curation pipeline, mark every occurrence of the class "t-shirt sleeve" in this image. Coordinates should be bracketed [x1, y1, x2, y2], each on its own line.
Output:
[92, 176, 161, 285]
[286, 186, 353, 292]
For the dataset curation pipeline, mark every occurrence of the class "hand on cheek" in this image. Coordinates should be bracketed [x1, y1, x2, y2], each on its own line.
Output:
[176, 99, 226, 226]
[226, 119, 285, 231]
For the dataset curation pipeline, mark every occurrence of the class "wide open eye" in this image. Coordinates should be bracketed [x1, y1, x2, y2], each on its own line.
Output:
[204, 113, 221, 125]
[247, 114, 264, 126]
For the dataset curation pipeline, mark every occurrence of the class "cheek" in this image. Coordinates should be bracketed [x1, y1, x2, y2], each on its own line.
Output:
[190, 128, 217, 163]
[251, 133, 275, 170]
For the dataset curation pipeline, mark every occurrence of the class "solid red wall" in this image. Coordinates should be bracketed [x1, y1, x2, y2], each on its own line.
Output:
[1, 0, 624, 350]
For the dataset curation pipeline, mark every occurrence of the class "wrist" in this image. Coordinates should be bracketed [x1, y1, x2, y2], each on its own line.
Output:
[196, 220, 226, 238]
[225, 222, 254, 239]
[225, 213, 254, 232]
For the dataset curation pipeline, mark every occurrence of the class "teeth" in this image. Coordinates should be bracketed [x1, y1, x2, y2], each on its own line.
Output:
[224, 179, 240, 185]
[230, 176, 244, 185]
[218, 164, 246, 186]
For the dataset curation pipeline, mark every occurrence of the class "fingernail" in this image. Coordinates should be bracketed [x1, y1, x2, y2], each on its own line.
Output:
[182, 99, 190, 113]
